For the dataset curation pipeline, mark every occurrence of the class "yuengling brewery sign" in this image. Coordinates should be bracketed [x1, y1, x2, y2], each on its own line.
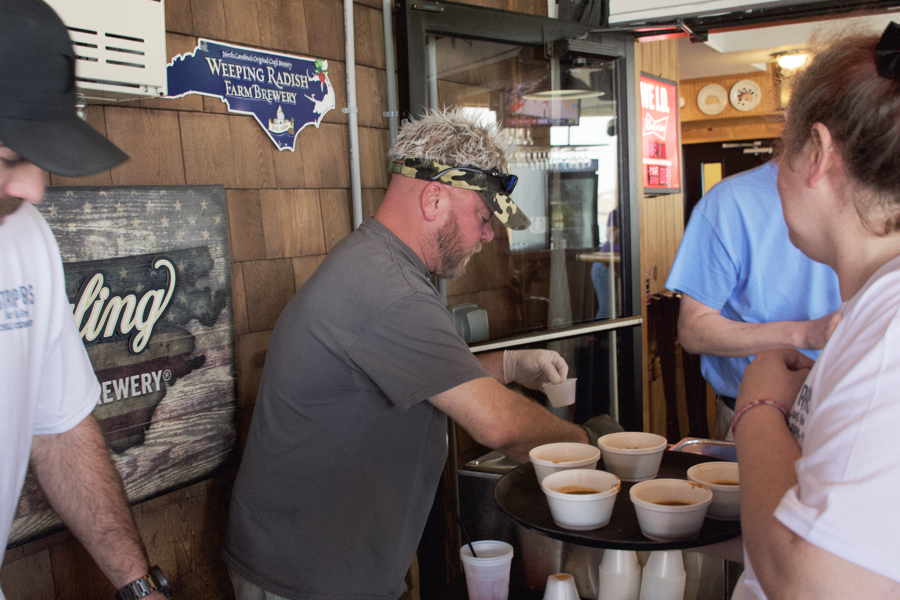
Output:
[72, 257, 176, 354]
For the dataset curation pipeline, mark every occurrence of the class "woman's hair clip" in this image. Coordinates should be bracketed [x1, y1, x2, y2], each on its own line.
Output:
[876, 22, 900, 80]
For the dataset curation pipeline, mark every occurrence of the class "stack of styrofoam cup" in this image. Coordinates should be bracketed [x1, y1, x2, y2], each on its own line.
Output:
[639, 550, 686, 600]
[597, 549, 641, 600]
[460, 541, 514, 600]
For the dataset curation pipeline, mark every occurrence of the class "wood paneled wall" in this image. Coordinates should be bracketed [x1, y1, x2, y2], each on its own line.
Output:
[1, 0, 392, 597]
[639, 45, 786, 440]
[680, 66, 785, 144]
[633, 38, 690, 438]
[1, 0, 553, 598]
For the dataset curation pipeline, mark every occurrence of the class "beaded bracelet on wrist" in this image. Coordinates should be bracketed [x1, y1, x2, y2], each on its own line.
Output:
[730, 399, 789, 438]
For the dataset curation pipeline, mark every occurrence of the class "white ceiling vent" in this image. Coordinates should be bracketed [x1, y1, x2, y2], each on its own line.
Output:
[45, 0, 167, 101]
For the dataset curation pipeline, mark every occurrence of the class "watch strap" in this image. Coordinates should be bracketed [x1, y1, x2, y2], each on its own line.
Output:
[115, 566, 171, 600]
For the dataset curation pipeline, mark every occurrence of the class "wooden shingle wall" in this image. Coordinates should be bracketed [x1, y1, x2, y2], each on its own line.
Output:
[680, 65, 785, 144]
[1, 0, 390, 597]
[0, 1, 552, 599]
[633, 38, 691, 439]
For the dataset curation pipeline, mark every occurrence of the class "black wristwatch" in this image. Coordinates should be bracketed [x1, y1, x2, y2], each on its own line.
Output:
[115, 566, 172, 600]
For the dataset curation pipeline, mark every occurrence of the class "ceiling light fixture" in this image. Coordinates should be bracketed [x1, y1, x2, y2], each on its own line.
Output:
[773, 51, 809, 70]
[772, 51, 809, 111]
[521, 81, 604, 101]
[522, 57, 605, 101]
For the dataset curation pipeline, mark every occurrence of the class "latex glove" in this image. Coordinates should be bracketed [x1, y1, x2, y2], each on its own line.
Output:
[502, 349, 568, 391]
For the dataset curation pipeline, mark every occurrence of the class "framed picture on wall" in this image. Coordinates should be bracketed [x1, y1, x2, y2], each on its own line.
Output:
[639, 73, 682, 194]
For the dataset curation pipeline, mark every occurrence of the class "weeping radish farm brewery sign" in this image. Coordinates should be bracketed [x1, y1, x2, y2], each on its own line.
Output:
[167, 39, 336, 150]
[9, 186, 237, 546]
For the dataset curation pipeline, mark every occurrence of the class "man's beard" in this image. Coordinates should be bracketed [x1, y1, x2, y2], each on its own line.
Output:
[434, 211, 482, 280]
[0, 196, 24, 224]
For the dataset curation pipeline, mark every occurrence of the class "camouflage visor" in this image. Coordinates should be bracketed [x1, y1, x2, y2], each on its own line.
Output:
[389, 157, 531, 231]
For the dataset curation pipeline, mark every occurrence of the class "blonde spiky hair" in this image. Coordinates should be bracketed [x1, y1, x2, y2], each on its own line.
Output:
[388, 107, 513, 172]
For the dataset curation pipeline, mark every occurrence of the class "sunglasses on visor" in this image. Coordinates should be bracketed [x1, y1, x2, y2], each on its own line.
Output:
[430, 165, 518, 195]
[390, 158, 518, 195]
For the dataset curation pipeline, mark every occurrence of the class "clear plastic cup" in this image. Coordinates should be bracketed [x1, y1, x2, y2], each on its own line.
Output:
[460, 541, 514, 600]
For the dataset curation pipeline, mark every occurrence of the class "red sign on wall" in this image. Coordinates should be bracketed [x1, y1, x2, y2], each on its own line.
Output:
[639, 73, 681, 193]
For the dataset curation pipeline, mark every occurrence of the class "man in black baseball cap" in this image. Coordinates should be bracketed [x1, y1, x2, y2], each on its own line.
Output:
[0, 1, 170, 598]
[0, 0, 128, 219]
[0, 0, 130, 175]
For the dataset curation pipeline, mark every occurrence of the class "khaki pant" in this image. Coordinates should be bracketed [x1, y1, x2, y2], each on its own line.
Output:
[711, 395, 735, 442]
[230, 569, 292, 600]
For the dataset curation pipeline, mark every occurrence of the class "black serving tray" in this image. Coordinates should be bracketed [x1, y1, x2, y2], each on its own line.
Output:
[494, 450, 741, 551]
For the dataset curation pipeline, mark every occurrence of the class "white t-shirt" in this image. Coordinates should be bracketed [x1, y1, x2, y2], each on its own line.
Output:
[733, 255, 900, 599]
[0, 203, 98, 580]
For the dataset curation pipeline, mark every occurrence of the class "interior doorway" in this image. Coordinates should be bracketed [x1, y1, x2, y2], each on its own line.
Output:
[682, 138, 778, 224]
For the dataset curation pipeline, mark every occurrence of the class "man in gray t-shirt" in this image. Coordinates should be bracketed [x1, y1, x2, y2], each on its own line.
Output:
[223, 109, 611, 600]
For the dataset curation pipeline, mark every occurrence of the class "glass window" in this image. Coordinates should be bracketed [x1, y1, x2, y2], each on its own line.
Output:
[425, 36, 624, 342]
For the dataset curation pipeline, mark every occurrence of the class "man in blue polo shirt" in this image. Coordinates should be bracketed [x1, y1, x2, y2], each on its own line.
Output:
[666, 160, 841, 440]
